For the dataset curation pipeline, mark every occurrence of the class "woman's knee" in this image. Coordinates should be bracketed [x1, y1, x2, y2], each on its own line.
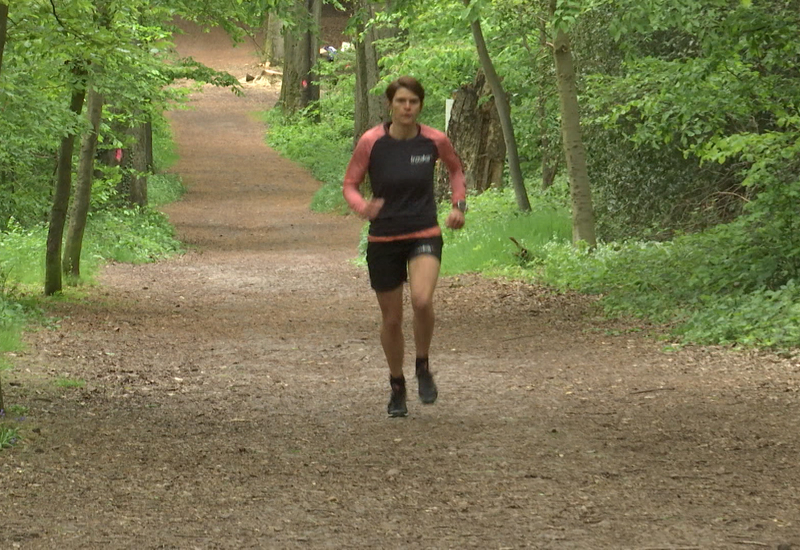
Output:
[383, 314, 403, 331]
[411, 291, 434, 314]
[380, 305, 403, 330]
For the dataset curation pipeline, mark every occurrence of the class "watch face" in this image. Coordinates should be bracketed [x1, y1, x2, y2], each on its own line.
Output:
[457, 200, 467, 213]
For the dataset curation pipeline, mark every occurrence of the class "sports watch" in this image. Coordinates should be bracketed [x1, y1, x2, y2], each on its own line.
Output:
[456, 200, 468, 213]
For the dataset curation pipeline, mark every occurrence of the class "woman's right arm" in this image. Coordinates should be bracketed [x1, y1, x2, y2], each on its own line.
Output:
[343, 137, 371, 216]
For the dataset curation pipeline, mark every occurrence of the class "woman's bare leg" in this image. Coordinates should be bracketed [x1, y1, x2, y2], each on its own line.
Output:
[408, 254, 440, 359]
[375, 286, 405, 378]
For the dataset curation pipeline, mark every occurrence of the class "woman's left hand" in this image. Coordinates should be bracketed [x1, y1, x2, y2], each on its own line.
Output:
[445, 207, 465, 230]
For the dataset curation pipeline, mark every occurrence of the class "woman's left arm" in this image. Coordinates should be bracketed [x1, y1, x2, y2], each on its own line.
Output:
[436, 135, 467, 206]
[434, 133, 467, 230]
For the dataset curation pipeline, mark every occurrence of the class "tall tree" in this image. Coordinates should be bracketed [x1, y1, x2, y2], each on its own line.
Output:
[264, 13, 285, 65]
[464, 0, 531, 211]
[45, 62, 88, 296]
[63, 85, 103, 279]
[279, 0, 322, 114]
[353, 0, 399, 142]
[0, 2, 8, 76]
[550, 1, 595, 246]
[128, 119, 149, 207]
[537, 18, 558, 190]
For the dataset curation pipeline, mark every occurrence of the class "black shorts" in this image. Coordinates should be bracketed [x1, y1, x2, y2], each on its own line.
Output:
[366, 236, 444, 292]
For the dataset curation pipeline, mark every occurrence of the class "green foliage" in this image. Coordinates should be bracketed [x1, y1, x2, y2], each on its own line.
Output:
[5, 405, 29, 416]
[440, 187, 572, 275]
[0, 0, 241, 232]
[83, 208, 183, 265]
[527, 215, 800, 348]
[580, 0, 800, 238]
[310, 181, 350, 214]
[258, 0, 800, 349]
[152, 120, 181, 173]
[0, 235, 40, 359]
[263, 68, 355, 213]
[0, 206, 182, 290]
[148, 174, 186, 207]
[0, 224, 48, 286]
[582, 124, 738, 240]
[678, 283, 800, 348]
[379, 0, 477, 122]
[0, 423, 21, 450]
[0, 284, 24, 355]
[0, 320, 19, 348]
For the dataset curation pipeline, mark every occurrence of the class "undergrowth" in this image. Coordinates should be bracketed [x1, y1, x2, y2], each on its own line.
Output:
[0, 123, 186, 421]
[521, 216, 800, 348]
[0, 423, 21, 450]
[265, 96, 800, 350]
[439, 188, 572, 276]
[264, 106, 353, 214]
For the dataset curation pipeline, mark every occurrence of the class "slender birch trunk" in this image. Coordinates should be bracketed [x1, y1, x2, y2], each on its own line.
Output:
[465, 0, 531, 212]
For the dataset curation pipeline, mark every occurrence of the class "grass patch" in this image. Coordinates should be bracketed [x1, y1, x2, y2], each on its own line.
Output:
[54, 377, 86, 389]
[83, 208, 183, 266]
[0, 225, 47, 286]
[148, 173, 186, 207]
[153, 122, 180, 173]
[0, 261, 34, 365]
[263, 88, 354, 215]
[0, 207, 183, 290]
[0, 423, 21, 449]
[0, 328, 21, 354]
[440, 188, 572, 276]
[522, 217, 800, 349]
[5, 405, 28, 415]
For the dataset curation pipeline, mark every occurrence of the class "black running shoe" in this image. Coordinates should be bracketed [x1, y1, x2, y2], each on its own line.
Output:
[416, 370, 438, 404]
[387, 387, 408, 417]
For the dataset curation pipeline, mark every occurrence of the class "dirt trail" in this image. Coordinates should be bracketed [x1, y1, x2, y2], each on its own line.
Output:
[2, 22, 800, 550]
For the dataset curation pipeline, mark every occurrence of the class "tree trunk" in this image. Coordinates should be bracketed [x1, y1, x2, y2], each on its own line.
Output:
[130, 123, 148, 207]
[264, 13, 285, 65]
[552, 27, 596, 246]
[0, 3, 8, 77]
[465, 1, 531, 212]
[280, 19, 302, 113]
[436, 71, 505, 201]
[63, 86, 103, 280]
[353, 0, 397, 143]
[353, 24, 371, 144]
[112, 115, 149, 208]
[144, 118, 153, 172]
[45, 64, 87, 296]
[538, 21, 558, 190]
[304, 0, 322, 107]
[363, 2, 386, 127]
[110, 114, 133, 202]
[279, 0, 321, 115]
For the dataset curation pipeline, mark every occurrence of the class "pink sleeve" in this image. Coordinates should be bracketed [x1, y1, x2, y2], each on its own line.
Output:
[424, 126, 466, 204]
[342, 132, 375, 216]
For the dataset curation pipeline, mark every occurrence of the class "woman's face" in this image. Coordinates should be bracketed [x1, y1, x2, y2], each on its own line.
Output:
[391, 86, 422, 125]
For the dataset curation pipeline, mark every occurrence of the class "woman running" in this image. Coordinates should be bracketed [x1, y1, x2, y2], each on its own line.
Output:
[343, 76, 467, 417]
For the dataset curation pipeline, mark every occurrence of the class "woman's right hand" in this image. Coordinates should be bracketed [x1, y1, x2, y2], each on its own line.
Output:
[361, 198, 385, 220]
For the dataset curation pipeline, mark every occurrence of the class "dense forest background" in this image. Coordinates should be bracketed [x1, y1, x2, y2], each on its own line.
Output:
[1, 0, 799, 353]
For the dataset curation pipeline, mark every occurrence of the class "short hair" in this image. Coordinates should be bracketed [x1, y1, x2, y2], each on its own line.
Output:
[385, 76, 425, 106]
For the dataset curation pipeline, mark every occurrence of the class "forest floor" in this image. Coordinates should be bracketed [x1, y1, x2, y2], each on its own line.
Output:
[2, 19, 800, 550]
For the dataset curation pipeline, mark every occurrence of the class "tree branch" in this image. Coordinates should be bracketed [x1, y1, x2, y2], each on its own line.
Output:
[49, 0, 67, 29]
